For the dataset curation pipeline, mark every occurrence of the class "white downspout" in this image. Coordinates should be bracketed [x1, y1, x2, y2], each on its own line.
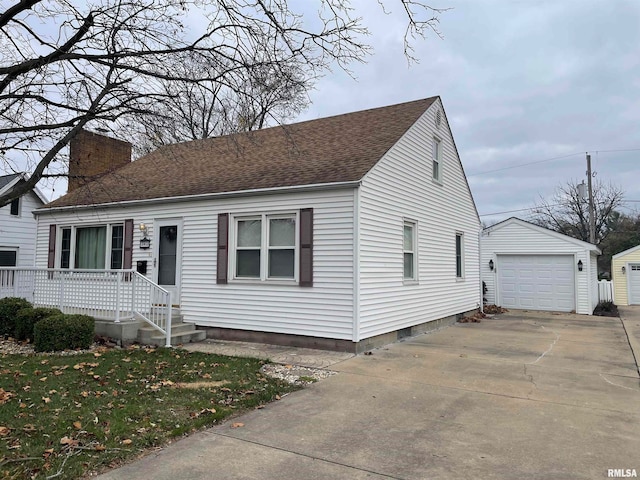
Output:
[352, 187, 361, 342]
[479, 229, 484, 314]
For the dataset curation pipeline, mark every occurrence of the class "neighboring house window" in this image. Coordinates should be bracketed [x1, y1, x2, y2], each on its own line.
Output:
[10, 198, 19, 216]
[59, 224, 125, 269]
[432, 137, 442, 182]
[233, 213, 297, 281]
[0, 250, 17, 266]
[403, 221, 417, 281]
[455, 233, 464, 278]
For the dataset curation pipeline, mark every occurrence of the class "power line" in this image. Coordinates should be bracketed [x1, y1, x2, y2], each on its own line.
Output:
[467, 152, 583, 177]
[480, 199, 640, 218]
[468, 147, 640, 178]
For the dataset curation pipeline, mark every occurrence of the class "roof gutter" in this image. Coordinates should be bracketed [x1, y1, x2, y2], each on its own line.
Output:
[34, 180, 362, 216]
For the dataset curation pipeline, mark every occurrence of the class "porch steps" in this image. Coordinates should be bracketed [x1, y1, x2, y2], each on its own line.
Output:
[137, 317, 207, 347]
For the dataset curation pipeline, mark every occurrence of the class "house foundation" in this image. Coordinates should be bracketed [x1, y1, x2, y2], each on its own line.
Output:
[201, 309, 477, 353]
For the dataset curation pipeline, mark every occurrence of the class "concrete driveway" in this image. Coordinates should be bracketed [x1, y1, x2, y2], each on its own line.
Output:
[99, 310, 640, 480]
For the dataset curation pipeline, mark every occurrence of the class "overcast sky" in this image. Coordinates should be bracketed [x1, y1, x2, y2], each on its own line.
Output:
[297, 0, 640, 225]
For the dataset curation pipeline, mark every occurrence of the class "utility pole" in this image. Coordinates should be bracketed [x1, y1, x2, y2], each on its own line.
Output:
[586, 153, 596, 244]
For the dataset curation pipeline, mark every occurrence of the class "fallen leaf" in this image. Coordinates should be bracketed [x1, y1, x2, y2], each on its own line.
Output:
[73, 364, 82, 370]
[81, 391, 89, 398]
[42, 397, 51, 404]
[39, 377, 48, 382]
[95, 444, 106, 451]
[231, 422, 244, 428]
[94, 352, 102, 357]
[0, 426, 10, 436]
[22, 424, 37, 433]
[73, 421, 82, 429]
[60, 436, 78, 446]
[121, 439, 132, 445]
[0, 388, 15, 404]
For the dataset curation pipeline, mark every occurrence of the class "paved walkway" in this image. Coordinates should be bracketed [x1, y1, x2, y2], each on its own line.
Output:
[99, 311, 640, 479]
[182, 338, 354, 369]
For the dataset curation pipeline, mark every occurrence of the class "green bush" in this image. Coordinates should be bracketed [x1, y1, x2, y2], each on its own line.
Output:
[14, 307, 62, 342]
[0, 297, 33, 337]
[33, 314, 95, 352]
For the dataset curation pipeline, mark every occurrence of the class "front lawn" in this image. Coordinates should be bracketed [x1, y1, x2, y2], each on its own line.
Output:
[0, 346, 299, 479]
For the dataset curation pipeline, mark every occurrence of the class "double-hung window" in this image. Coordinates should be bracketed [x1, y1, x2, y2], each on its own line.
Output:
[234, 213, 297, 281]
[59, 224, 125, 269]
[455, 233, 464, 279]
[432, 137, 442, 183]
[403, 221, 417, 282]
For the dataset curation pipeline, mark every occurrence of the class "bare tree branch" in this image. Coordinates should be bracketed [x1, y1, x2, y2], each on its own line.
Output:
[0, 0, 446, 206]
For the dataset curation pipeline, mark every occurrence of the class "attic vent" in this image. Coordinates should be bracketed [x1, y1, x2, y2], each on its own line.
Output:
[435, 110, 442, 129]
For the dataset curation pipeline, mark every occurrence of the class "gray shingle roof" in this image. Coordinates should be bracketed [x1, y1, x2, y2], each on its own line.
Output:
[0, 173, 20, 191]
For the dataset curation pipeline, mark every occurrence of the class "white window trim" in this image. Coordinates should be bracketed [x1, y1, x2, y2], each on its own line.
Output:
[403, 219, 418, 284]
[456, 232, 465, 280]
[229, 212, 299, 284]
[57, 223, 124, 270]
[432, 137, 443, 184]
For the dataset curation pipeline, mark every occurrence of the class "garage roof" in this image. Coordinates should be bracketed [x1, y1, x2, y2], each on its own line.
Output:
[484, 217, 601, 254]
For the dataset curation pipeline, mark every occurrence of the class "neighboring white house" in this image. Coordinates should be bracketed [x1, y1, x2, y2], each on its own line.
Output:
[0, 173, 47, 267]
[481, 217, 600, 315]
[611, 245, 640, 306]
[33, 97, 482, 351]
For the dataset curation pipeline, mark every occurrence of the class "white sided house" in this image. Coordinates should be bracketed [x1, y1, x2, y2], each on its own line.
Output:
[481, 217, 600, 315]
[31, 97, 481, 351]
[611, 245, 640, 306]
[0, 173, 46, 267]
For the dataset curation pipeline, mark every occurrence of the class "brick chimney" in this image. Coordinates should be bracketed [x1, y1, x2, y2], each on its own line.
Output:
[68, 130, 132, 193]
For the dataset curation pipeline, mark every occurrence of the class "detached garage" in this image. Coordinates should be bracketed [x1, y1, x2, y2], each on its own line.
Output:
[611, 245, 640, 306]
[481, 217, 600, 315]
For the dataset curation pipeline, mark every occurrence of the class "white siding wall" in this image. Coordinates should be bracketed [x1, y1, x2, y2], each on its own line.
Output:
[358, 98, 481, 340]
[590, 251, 599, 310]
[481, 220, 596, 315]
[612, 246, 640, 306]
[0, 191, 42, 266]
[35, 189, 355, 340]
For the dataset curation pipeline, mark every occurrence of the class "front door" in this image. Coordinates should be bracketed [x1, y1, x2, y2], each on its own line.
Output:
[155, 220, 182, 305]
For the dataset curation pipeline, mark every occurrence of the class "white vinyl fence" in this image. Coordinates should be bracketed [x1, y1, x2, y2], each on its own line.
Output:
[598, 280, 614, 303]
[0, 268, 172, 346]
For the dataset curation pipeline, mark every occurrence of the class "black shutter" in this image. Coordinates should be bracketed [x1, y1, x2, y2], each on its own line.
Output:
[217, 213, 229, 284]
[123, 219, 133, 269]
[299, 208, 313, 287]
[47, 224, 57, 268]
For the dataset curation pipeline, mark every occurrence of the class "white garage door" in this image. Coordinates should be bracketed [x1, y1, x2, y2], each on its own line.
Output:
[629, 264, 640, 305]
[498, 255, 575, 312]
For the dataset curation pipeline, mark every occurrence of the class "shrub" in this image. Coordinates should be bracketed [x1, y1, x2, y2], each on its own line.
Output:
[593, 300, 619, 317]
[14, 307, 62, 342]
[33, 314, 95, 352]
[0, 297, 33, 337]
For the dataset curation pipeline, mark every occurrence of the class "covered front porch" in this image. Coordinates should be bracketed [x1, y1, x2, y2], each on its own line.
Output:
[0, 268, 176, 346]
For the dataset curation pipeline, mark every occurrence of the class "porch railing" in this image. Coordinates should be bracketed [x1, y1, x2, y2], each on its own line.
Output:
[0, 268, 172, 347]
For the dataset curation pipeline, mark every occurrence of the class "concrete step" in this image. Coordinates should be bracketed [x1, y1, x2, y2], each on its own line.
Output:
[137, 320, 207, 347]
[149, 329, 207, 347]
